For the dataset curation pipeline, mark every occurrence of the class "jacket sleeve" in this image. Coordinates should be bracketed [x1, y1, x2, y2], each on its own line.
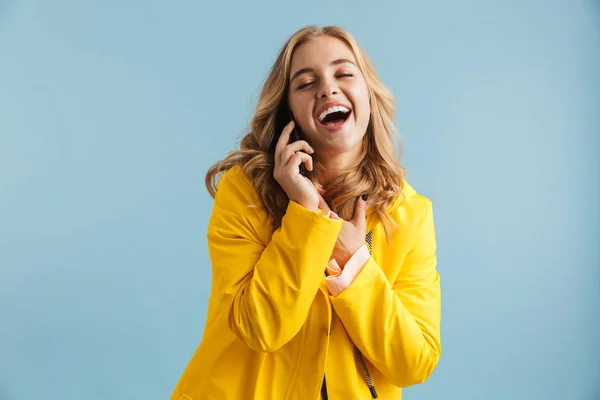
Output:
[330, 198, 441, 387]
[207, 169, 343, 352]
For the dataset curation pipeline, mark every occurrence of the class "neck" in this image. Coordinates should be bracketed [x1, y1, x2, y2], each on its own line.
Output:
[315, 147, 362, 184]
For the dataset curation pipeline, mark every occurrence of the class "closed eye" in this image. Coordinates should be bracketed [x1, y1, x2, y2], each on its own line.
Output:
[297, 81, 314, 90]
[296, 73, 352, 90]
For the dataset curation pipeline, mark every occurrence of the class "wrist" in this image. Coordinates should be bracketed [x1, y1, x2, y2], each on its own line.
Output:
[343, 244, 369, 268]
[295, 197, 318, 212]
[341, 244, 363, 267]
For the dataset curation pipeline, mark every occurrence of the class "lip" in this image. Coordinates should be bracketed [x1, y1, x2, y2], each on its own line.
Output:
[319, 115, 350, 131]
[314, 101, 353, 132]
[314, 101, 353, 121]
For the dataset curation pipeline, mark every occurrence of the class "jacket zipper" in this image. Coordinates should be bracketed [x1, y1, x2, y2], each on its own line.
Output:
[355, 346, 378, 399]
[358, 229, 378, 398]
[320, 352, 378, 400]
[321, 229, 378, 399]
[320, 376, 328, 400]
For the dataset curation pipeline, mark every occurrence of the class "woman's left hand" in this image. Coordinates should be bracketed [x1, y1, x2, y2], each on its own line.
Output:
[318, 193, 368, 268]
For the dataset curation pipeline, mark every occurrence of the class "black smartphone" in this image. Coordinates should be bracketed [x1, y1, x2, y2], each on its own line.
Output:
[272, 101, 308, 176]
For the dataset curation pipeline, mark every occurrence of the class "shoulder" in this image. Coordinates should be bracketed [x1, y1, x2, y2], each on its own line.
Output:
[209, 165, 272, 242]
[214, 165, 261, 206]
[386, 180, 435, 244]
[218, 164, 252, 188]
[207, 166, 270, 245]
[211, 165, 268, 227]
[389, 180, 433, 220]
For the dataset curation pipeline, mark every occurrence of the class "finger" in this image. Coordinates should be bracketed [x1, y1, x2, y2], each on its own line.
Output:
[274, 120, 296, 165]
[287, 140, 314, 155]
[287, 152, 313, 172]
[280, 141, 314, 167]
[352, 193, 368, 225]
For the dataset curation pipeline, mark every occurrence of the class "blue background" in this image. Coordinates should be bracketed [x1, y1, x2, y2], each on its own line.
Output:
[1, 1, 599, 399]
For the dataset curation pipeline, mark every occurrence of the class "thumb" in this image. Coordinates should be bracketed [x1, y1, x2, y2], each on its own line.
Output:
[353, 194, 368, 225]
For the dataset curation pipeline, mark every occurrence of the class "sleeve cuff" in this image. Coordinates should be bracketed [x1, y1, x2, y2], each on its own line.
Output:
[317, 208, 341, 220]
[325, 244, 370, 297]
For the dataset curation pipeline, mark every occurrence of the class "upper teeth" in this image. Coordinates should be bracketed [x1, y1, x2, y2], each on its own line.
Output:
[318, 105, 350, 121]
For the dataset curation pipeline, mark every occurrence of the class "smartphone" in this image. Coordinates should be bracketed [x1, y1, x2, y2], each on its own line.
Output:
[272, 101, 308, 176]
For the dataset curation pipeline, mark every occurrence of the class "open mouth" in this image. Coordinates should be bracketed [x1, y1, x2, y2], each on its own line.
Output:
[318, 105, 352, 127]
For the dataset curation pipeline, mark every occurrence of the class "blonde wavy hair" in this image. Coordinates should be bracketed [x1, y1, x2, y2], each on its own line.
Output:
[205, 25, 406, 237]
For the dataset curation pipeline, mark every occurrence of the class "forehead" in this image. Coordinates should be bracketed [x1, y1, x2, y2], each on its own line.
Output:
[289, 36, 357, 76]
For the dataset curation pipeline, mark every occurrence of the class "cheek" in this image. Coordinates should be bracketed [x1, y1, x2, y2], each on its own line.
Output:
[354, 86, 371, 124]
[289, 96, 313, 124]
[351, 76, 369, 105]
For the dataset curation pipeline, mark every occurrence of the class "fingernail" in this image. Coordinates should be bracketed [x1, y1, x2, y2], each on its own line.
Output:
[361, 194, 368, 201]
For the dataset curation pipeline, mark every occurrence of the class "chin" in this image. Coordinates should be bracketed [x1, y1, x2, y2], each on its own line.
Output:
[317, 132, 364, 155]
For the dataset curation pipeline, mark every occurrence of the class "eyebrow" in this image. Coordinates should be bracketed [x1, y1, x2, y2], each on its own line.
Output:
[290, 58, 356, 83]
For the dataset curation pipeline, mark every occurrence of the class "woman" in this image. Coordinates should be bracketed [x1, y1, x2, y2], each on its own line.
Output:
[170, 25, 441, 400]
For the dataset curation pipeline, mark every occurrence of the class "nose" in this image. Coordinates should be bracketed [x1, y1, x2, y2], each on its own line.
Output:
[317, 80, 340, 98]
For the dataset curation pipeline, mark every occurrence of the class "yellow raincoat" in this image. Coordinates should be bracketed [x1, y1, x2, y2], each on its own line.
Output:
[170, 165, 441, 399]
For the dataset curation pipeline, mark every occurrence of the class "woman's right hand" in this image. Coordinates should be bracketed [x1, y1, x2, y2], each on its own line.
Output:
[273, 120, 319, 212]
